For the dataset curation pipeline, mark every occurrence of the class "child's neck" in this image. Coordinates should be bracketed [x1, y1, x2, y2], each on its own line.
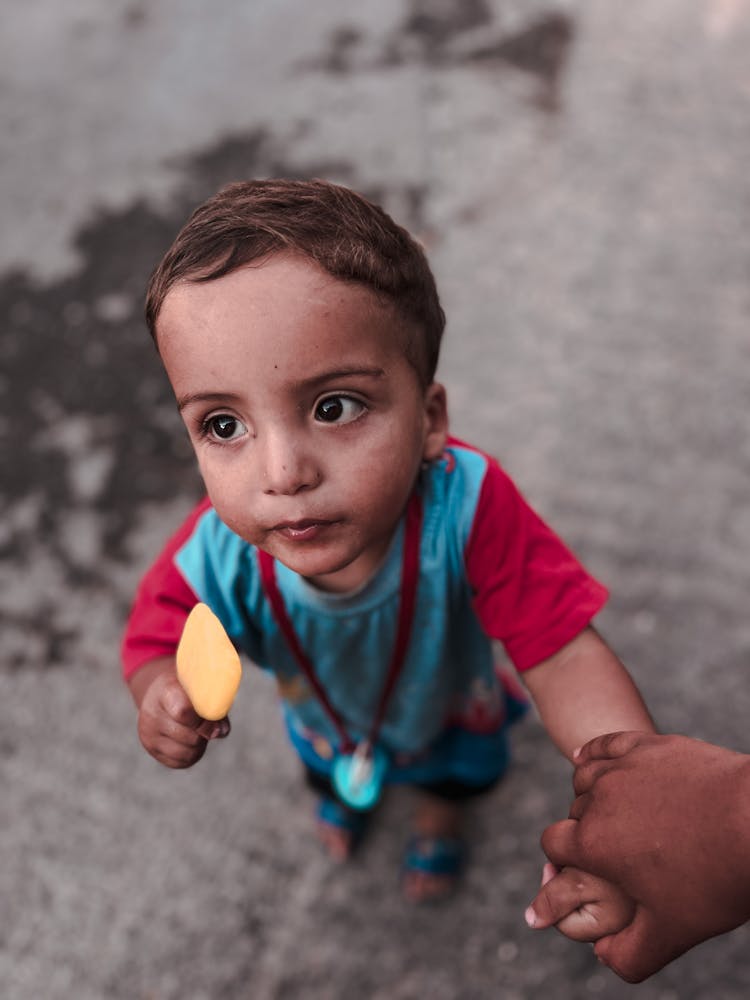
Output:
[303, 531, 399, 596]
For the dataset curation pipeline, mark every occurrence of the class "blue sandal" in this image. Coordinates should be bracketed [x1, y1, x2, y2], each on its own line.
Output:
[316, 796, 370, 857]
[401, 834, 467, 902]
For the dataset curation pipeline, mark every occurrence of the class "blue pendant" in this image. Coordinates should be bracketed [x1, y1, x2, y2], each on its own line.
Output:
[332, 743, 388, 811]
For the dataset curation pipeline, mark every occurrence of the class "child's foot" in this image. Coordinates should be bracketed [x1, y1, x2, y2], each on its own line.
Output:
[315, 796, 369, 862]
[401, 796, 466, 903]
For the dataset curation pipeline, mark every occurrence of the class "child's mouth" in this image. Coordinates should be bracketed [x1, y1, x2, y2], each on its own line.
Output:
[273, 519, 336, 541]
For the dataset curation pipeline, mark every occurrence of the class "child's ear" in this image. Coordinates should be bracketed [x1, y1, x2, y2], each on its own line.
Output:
[422, 382, 449, 462]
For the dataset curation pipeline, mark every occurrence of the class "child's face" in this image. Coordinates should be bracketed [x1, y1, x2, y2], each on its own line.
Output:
[157, 254, 448, 592]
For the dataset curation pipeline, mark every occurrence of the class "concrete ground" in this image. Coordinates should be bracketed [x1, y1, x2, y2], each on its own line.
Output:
[1, 1, 749, 997]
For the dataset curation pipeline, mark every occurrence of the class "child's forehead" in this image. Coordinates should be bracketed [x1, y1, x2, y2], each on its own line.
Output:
[157, 254, 415, 370]
[160, 253, 404, 340]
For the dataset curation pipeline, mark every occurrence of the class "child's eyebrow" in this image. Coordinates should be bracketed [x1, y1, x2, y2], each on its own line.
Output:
[296, 366, 386, 390]
[177, 391, 244, 412]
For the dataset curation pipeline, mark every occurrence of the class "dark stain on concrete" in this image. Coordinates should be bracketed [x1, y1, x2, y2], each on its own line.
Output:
[171, 130, 357, 207]
[402, 0, 493, 55]
[123, 3, 148, 29]
[465, 12, 574, 109]
[466, 13, 573, 80]
[304, 4, 574, 110]
[0, 128, 429, 649]
[316, 26, 364, 74]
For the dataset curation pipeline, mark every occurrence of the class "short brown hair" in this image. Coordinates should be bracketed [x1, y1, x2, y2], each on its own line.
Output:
[146, 178, 445, 385]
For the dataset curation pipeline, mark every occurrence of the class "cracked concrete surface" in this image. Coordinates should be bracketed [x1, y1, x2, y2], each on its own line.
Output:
[2, 2, 749, 997]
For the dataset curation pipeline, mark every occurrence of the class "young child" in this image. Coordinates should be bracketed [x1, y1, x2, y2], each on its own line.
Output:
[122, 178, 654, 903]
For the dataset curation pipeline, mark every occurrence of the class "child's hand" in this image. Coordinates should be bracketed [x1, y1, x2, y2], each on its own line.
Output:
[526, 862, 635, 942]
[137, 666, 230, 769]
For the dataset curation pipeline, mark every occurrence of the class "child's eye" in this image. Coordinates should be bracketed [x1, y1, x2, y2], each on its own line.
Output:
[314, 395, 365, 425]
[203, 413, 247, 441]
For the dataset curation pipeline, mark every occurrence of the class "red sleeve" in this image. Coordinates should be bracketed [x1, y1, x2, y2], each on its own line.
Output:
[465, 461, 608, 672]
[120, 498, 212, 680]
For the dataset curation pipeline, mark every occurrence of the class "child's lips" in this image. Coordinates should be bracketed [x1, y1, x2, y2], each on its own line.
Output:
[272, 518, 338, 541]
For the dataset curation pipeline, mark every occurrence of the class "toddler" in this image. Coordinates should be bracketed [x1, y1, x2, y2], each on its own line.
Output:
[122, 178, 654, 903]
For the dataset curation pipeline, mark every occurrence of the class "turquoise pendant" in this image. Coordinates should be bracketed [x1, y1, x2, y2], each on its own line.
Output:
[332, 743, 388, 811]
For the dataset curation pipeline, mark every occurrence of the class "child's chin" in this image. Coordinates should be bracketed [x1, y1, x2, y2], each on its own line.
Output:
[287, 553, 364, 592]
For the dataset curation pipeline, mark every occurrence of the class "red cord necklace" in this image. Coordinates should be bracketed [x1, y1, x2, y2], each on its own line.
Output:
[258, 492, 422, 810]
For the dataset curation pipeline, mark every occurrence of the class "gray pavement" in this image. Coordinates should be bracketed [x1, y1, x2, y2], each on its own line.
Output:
[2, 2, 749, 997]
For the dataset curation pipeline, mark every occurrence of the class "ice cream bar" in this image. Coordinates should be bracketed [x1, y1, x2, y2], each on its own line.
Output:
[176, 603, 242, 721]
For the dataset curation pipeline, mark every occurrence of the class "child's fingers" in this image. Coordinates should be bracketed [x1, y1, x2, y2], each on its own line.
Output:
[151, 736, 209, 770]
[541, 862, 559, 886]
[526, 868, 635, 940]
[158, 712, 210, 749]
[161, 676, 231, 740]
[196, 716, 231, 741]
[553, 895, 636, 942]
[137, 672, 227, 768]
[161, 678, 204, 727]
[526, 866, 582, 929]
[137, 711, 209, 769]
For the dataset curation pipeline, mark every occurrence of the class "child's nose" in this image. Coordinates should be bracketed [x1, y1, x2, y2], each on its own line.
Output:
[260, 430, 320, 496]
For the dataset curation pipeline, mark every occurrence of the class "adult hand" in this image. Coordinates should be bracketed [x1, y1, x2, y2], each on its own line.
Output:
[530, 731, 750, 982]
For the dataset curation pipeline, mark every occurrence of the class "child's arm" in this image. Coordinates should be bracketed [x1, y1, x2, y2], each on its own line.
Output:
[128, 656, 230, 769]
[526, 862, 635, 942]
[521, 626, 655, 760]
[121, 501, 240, 769]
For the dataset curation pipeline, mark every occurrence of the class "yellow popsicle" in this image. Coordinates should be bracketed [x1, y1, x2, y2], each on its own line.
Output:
[176, 603, 242, 721]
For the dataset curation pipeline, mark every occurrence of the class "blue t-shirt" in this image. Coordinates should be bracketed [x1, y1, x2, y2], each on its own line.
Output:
[123, 441, 607, 784]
